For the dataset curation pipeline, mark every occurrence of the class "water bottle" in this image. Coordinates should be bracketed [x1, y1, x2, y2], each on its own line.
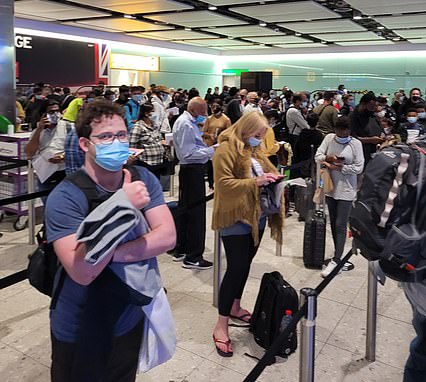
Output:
[280, 309, 293, 356]
[280, 309, 293, 333]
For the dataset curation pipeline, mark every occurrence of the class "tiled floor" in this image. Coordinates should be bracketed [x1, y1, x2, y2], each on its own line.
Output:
[0, 192, 413, 382]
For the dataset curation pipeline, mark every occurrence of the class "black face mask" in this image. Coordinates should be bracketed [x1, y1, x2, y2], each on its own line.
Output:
[213, 107, 221, 114]
[412, 96, 420, 102]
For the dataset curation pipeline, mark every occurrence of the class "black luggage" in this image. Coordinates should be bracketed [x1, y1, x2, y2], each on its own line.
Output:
[295, 178, 315, 222]
[250, 272, 298, 358]
[303, 163, 326, 269]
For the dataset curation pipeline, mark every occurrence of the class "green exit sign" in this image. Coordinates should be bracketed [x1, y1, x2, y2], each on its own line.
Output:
[222, 69, 249, 76]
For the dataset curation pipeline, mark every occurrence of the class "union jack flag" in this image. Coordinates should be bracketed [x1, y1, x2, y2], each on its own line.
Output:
[95, 43, 110, 84]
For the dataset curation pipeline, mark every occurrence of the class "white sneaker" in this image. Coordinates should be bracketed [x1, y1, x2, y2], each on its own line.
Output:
[321, 260, 341, 278]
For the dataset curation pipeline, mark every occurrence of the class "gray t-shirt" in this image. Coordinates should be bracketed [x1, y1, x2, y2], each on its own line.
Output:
[315, 133, 365, 201]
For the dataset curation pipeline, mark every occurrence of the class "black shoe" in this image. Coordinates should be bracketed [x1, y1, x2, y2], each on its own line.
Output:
[167, 248, 181, 255]
[182, 259, 213, 270]
[172, 253, 185, 262]
[342, 261, 355, 271]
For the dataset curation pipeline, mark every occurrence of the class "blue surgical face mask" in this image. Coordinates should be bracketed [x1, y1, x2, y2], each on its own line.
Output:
[407, 116, 418, 124]
[94, 139, 130, 172]
[132, 94, 143, 104]
[348, 100, 356, 108]
[335, 136, 351, 145]
[418, 112, 426, 119]
[301, 101, 308, 108]
[248, 136, 262, 147]
[195, 115, 207, 124]
[161, 93, 169, 102]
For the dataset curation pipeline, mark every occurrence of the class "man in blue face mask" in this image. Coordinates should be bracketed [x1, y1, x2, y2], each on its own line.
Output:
[44, 99, 176, 381]
[172, 97, 217, 270]
[124, 86, 145, 131]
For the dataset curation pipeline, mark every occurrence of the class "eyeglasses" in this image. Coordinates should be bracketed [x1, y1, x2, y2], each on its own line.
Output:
[90, 131, 128, 145]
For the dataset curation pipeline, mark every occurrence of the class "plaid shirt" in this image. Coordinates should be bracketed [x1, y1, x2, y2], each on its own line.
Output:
[65, 123, 85, 175]
[129, 120, 165, 166]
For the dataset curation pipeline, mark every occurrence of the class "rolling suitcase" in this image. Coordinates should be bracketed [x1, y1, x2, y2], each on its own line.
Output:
[303, 163, 326, 269]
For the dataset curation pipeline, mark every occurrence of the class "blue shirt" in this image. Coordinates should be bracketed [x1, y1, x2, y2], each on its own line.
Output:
[172, 111, 214, 164]
[45, 166, 164, 342]
[64, 125, 85, 176]
[124, 99, 140, 131]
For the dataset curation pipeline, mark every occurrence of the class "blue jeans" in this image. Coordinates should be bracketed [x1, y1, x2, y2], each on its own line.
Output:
[404, 308, 426, 382]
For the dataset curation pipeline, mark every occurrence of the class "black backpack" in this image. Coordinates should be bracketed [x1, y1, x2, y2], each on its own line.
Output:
[350, 142, 426, 282]
[250, 272, 298, 357]
[27, 167, 141, 297]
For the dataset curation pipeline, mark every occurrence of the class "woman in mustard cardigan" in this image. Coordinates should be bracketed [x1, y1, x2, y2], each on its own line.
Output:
[211, 111, 285, 357]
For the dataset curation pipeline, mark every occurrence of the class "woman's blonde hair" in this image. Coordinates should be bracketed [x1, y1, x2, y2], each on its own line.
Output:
[226, 111, 269, 156]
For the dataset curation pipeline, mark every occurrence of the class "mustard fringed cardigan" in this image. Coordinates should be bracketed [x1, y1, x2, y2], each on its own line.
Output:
[211, 140, 285, 245]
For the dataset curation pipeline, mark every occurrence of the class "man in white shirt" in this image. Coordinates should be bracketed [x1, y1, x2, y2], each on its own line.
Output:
[243, 92, 263, 114]
[286, 93, 310, 150]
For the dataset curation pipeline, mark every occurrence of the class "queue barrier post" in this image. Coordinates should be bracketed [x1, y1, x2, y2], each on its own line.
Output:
[27, 160, 35, 245]
[169, 146, 175, 198]
[275, 240, 283, 257]
[365, 261, 378, 362]
[299, 287, 318, 382]
[213, 230, 222, 308]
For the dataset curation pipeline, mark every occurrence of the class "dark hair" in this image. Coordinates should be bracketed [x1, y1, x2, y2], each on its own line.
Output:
[76, 99, 126, 139]
[306, 112, 319, 128]
[47, 99, 59, 107]
[229, 86, 239, 97]
[291, 94, 303, 104]
[415, 103, 426, 110]
[335, 116, 351, 130]
[54, 87, 61, 93]
[338, 84, 345, 90]
[360, 92, 376, 104]
[104, 90, 115, 99]
[212, 98, 223, 106]
[407, 108, 418, 114]
[342, 94, 352, 102]
[63, 87, 71, 94]
[119, 85, 130, 94]
[264, 109, 279, 121]
[188, 87, 200, 100]
[410, 87, 421, 96]
[130, 86, 142, 93]
[138, 102, 154, 121]
[33, 87, 42, 94]
[323, 91, 335, 101]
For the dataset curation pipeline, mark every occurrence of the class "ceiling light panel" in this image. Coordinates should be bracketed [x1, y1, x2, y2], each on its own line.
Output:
[145, 10, 246, 28]
[72, 0, 193, 14]
[15, 12, 57, 22]
[375, 15, 426, 29]
[217, 45, 270, 50]
[312, 31, 385, 42]
[15, 0, 110, 20]
[174, 38, 252, 46]
[200, 25, 284, 37]
[345, 0, 426, 16]
[279, 19, 366, 34]
[230, 1, 340, 23]
[128, 29, 214, 40]
[407, 38, 426, 44]
[247, 36, 311, 44]
[335, 40, 395, 46]
[72, 17, 170, 31]
[273, 43, 326, 48]
[394, 29, 426, 39]
[62, 21, 123, 33]
[207, 0, 277, 5]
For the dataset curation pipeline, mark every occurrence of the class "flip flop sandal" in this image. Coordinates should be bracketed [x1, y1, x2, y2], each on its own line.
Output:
[230, 313, 251, 324]
[213, 335, 233, 357]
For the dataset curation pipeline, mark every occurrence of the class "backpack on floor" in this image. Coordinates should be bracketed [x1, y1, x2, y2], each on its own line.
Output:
[250, 272, 298, 357]
[349, 142, 426, 282]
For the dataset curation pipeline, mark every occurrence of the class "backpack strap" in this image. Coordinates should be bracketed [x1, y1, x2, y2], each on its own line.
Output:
[378, 152, 410, 228]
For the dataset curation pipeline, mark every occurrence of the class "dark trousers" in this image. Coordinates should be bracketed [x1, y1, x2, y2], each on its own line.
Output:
[404, 308, 426, 382]
[37, 170, 66, 204]
[176, 164, 206, 261]
[206, 160, 214, 189]
[51, 319, 144, 382]
[218, 230, 264, 316]
[325, 197, 352, 261]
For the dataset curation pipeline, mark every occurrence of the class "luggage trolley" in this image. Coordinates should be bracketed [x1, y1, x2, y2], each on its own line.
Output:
[0, 133, 41, 230]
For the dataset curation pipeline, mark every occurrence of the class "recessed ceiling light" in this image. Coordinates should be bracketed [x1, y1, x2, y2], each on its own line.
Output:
[123, 14, 136, 19]
[259, 43, 265, 46]
[377, 26, 385, 30]
[227, 36, 234, 39]
[259, 22, 267, 27]
[393, 37, 401, 41]
[274, 28, 280, 32]
[208, 5, 217, 10]
[184, 27, 192, 31]
[295, 33, 302, 37]
[353, 15, 362, 20]
[321, 40, 327, 44]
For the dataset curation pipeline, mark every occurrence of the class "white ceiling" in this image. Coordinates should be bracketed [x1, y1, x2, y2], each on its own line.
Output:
[13, 0, 426, 53]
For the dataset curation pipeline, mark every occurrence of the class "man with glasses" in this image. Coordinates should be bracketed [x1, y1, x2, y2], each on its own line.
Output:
[44, 99, 176, 381]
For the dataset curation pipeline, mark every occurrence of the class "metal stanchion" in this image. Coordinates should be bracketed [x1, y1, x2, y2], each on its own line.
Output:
[169, 146, 175, 197]
[366, 261, 378, 362]
[27, 160, 35, 245]
[213, 230, 222, 308]
[275, 240, 283, 256]
[299, 288, 318, 382]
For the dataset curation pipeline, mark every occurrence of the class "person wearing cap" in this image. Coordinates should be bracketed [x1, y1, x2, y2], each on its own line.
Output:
[171, 97, 217, 270]
[151, 85, 171, 134]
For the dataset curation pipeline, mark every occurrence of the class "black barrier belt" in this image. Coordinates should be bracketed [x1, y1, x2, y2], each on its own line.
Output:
[0, 190, 51, 207]
[0, 156, 28, 172]
[278, 159, 311, 172]
[171, 193, 214, 219]
[243, 248, 355, 382]
[0, 270, 28, 290]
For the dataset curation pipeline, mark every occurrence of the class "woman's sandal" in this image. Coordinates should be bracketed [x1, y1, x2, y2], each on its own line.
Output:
[229, 313, 251, 324]
[213, 335, 233, 357]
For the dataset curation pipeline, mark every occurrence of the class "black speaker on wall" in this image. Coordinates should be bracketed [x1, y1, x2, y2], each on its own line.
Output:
[240, 71, 272, 93]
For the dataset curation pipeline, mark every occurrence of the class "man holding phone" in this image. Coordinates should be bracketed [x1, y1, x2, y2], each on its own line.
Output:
[25, 100, 66, 201]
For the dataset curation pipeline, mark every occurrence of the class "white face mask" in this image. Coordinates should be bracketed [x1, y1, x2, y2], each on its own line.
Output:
[376, 110, 386, 118]
[407, 116, 418, 124]
[418, 112, 426, 119]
